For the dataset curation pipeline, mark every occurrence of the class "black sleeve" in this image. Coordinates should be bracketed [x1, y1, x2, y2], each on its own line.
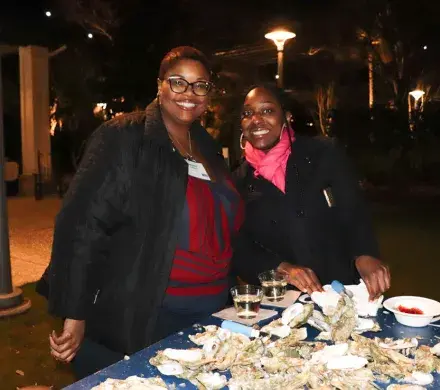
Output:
[324, 141, 380, 260]
[231, 231, 283, 285]
[47, 123, 133, 320]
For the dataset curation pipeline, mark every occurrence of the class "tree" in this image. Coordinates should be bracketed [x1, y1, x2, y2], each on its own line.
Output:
[315, 83, 336, 136]
[56, 0, 124, 41]
[349, 0, 439, 111]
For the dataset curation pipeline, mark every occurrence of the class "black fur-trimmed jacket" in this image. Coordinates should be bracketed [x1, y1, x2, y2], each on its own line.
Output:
[41, 100, 227, 354]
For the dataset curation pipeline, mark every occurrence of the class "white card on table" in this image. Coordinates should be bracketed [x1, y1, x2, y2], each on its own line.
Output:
[212, 307, 278, 326]
[261, 290, 302, 308]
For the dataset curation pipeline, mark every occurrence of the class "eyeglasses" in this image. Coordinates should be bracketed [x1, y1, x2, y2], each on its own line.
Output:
[164, 76, 213, 96]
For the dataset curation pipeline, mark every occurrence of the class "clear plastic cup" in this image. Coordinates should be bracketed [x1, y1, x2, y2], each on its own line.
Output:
[258, 269, 288, 302]
[230, 285, 264, 318]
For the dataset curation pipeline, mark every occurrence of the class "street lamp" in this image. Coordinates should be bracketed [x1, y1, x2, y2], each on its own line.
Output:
[409, 89, 425, 102]
[408, 89, 425, 113]
[0, 49, 31, 317]
[408, 89, 425, 132]
[265, 29, 296, 88]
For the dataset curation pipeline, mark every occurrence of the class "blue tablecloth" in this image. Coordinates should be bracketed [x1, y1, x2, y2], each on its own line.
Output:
[65, 308, 440, 389]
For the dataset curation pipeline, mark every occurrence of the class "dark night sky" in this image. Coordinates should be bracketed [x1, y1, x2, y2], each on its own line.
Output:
[0, 0, 344, 98]
[2, 1, 439, 60]
[0, 0, 338, 49]
[1, 0, 440, 104]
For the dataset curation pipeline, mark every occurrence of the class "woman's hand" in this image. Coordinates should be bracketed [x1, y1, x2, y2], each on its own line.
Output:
[50, 319, 85, 363]
[277, 262, 323, 295]
[356, 255, 391, 300]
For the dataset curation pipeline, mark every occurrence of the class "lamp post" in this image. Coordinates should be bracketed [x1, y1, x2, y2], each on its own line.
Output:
[265, 29, 296, 88]
[368, 40, 380, 109]
[409, 89, 425, 105]
[408, 89, 425, 132]
[0, 49, 31, 317]
[408, 89, 425, 117]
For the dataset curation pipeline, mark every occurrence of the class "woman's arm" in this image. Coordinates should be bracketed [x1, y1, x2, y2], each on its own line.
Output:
[324, 141, 390, 298]
[48, 123, 133, 320]
[325, 141, 379, 259]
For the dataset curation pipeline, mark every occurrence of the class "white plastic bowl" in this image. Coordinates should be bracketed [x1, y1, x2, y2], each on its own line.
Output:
[383, 296, 440, 327]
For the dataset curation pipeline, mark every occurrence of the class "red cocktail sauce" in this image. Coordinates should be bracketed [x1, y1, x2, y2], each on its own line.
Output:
[397, 305, 424, 315]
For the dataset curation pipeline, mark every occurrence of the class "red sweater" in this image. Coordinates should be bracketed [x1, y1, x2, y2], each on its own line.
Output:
[166, 176, 243, 299]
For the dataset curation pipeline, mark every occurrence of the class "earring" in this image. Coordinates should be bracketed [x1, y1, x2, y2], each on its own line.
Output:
[280, 123, 287, 141]
[240, 133, 246, 150]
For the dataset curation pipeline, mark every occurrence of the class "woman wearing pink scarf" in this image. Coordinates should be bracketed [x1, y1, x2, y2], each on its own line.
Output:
[232, 85, 391, 300]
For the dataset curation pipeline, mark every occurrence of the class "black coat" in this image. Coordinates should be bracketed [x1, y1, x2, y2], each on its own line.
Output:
[232, 135, 380, 287]
[43, 101, 228, 354]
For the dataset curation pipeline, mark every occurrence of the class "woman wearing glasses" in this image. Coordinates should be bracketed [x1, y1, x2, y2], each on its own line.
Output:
[42, 46, 243, 379]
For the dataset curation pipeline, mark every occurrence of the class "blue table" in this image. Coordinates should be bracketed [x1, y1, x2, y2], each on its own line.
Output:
[65, 309, 440, 389]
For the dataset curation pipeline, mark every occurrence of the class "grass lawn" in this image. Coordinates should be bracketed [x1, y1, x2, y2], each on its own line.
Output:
[1, 198, 439, 389]
[0, 284, 74, 389]
[372, 198, 440, 301]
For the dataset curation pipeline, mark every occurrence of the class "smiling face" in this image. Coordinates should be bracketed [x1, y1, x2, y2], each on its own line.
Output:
[158, 59, 211, 127]
[241, 87, 287, 151]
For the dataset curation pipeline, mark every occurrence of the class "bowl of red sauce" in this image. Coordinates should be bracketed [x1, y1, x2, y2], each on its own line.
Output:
[383, 296, 440, 327]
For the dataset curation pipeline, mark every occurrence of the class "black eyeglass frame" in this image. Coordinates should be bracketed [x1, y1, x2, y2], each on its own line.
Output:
[160, 76, 214, 96]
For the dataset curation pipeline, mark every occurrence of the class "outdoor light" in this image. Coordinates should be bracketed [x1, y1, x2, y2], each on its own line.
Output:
[423, 45, 428, 50]
[88, 33, 94, 39]
[409, 90, 425, 101]
[265, 30, 296, 51]
[265, 29, 296, 88]
[94, 102, 108, 118]
[45, 11, 52, 17]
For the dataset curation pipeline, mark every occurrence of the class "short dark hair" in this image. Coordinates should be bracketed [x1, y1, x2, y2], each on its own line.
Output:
[158, 46, 211, 80]
[243, 83, 289, 112]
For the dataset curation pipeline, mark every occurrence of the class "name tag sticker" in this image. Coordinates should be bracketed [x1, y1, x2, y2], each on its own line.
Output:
[186, 159, 211, 181]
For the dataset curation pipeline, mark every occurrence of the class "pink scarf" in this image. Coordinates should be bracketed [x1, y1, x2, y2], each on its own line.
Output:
[244, 124, 295, 193]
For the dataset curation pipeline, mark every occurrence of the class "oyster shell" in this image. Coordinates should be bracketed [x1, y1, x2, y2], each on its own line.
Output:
[355, 317, 381, 333]
[402, 371, 434, 386]
[379, 338, 418, 350]
[156, 361, 184, 376]
[414, 345, 440, 373]
[193, 372, 227, 389]
[281, 303, 313, 328]
[326, 354, 368, 370]
[330, 295, 357, 342]
[431, 342, 440, 356]
[310, 343, 349, 364]
[307, 310, 331, 332]
[91, 376, 168, 390]
[162, 348, 204, 363]
[189, 325, 223, 345]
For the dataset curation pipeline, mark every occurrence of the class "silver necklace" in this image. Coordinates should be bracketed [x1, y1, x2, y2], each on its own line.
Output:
[170, 132, 194, 160]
